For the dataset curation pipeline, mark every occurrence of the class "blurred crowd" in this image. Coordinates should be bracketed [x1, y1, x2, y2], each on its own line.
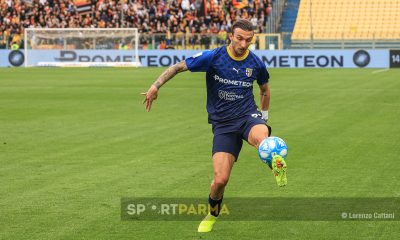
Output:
[0, 0, 273, 49]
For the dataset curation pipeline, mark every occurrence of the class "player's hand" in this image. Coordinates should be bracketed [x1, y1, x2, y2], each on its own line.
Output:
[141, 85, 158, 112]
[261, 110, 269, 122]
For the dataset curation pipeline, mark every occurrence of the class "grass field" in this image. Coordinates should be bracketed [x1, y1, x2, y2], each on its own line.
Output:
[1, 67, 399, 239]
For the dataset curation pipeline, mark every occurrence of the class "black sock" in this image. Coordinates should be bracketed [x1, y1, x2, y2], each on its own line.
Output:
[208, 195, 223, 217]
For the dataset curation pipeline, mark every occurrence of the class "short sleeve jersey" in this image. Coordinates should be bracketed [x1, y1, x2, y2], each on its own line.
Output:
[185, 46, 269, 123]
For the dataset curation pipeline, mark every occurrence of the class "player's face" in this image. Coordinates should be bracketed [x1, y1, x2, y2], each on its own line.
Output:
[229, 28, 254, 56]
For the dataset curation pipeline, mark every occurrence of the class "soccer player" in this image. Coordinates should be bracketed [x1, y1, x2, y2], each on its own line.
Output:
[141, 19, 287, 232]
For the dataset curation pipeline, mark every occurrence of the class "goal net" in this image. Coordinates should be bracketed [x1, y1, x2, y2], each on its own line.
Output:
[24, 28, 140, 67]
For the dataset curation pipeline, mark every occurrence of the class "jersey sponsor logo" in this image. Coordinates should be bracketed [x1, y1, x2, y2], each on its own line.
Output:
[213, 74, 252, 87]
[246, 68, 253, 77]
[218, 90, 244, 101]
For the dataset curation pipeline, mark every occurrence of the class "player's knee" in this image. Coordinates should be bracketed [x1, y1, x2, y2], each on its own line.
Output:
[255, 135, 268, 148]
[256, 125, 272, 147]
[213, 176, 229, 188]
[249, 125, 271, 148]
[254, 137, 263, 148]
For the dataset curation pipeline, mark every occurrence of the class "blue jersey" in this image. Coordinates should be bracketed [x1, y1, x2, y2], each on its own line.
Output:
[185, 46, 269, 124]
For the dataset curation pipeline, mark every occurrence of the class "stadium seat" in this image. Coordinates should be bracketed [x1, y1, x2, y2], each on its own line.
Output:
[292, 0, 400, 40]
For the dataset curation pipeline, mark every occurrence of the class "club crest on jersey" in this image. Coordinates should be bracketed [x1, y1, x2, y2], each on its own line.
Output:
[246, 68, 253, 77]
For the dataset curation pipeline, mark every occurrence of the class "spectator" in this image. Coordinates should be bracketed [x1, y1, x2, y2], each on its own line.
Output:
[158, 40, 166, 49]
[181, 0, 190, 12]
[0, 0, 272, 49]
[217, 27, 227, 44]
[0, 30, 6, 49]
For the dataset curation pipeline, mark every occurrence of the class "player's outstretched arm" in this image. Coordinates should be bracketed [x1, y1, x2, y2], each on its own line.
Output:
[141, 61, 188, 112]
[259, 83, 270, 121]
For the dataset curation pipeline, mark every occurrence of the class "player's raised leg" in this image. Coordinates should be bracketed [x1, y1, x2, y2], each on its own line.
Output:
[198, 152, 235, 233]
[247, 124, 287, 187]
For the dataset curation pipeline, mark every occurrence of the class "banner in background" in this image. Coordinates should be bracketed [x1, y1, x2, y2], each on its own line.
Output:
[389, 50, 400, 68]
[0, 50, 10, 67]
[0, 49, 391, 68]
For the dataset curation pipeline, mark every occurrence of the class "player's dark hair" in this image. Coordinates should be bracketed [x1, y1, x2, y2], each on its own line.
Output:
[231, 19, 254, 34]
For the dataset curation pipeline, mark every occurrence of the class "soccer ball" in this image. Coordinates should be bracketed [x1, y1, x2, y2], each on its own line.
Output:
[258, 136, 288, 167]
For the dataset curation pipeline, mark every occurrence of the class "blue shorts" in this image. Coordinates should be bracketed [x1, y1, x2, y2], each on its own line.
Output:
[211, 112, 272, 161]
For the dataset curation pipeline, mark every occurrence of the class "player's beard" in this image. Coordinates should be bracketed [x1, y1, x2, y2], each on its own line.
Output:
[237, 48, 245, 55]
[233, 44, 246, 57]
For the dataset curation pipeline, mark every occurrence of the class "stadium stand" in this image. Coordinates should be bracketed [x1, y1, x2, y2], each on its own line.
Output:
[0, 0, 274, 49]
[292, 0, 400, 41]
[280, 0, 298, 33]
[279, 0, 299, 48]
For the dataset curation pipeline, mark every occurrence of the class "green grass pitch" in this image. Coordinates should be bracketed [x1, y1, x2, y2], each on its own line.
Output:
[0, 67, 399, 239]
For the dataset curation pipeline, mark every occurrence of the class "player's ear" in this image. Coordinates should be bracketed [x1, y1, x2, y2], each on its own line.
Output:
[229, 33, 233, 42]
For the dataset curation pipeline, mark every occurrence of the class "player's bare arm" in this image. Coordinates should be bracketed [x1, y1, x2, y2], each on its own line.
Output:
[141, 61, 188, 111]
[259, 83, 270, 121]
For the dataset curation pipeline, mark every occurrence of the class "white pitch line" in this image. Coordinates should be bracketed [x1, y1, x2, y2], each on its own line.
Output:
[372, 68, 389, 74]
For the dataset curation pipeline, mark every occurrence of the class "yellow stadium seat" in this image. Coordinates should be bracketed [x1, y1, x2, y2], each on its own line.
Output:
[292, 0, 400, 40]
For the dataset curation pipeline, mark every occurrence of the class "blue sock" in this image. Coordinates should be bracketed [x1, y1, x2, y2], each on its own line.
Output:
[208, 195, 223, 217]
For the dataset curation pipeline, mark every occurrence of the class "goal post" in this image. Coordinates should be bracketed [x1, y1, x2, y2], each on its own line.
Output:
[24, 28, 141, 67]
